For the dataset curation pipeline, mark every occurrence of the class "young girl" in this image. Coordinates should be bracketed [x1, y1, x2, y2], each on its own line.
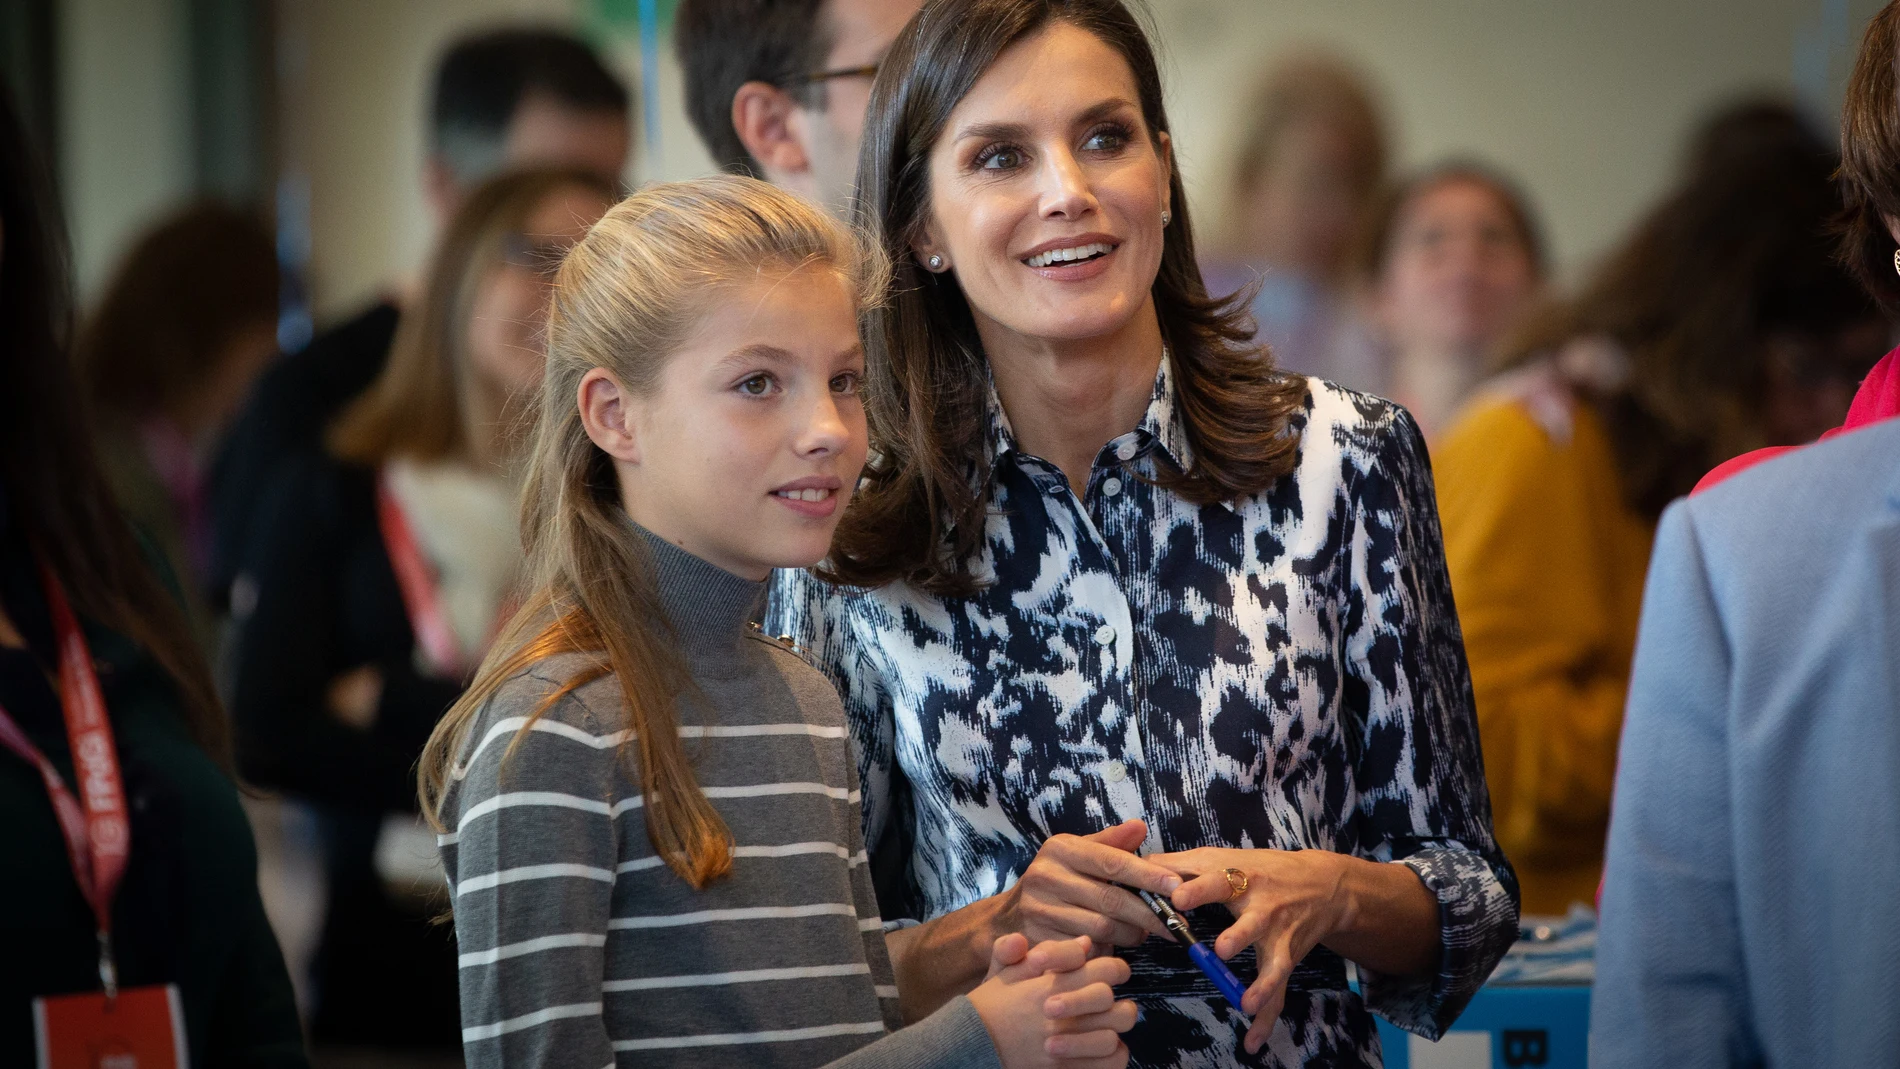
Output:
[418, 176, 1137, 1068]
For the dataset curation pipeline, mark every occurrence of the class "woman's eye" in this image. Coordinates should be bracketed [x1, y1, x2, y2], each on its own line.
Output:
[1082, 126, 1128, 153]
[977, 145, 1025, 171]
[831, 371, 863, 394]
[737, 374, 776, 397]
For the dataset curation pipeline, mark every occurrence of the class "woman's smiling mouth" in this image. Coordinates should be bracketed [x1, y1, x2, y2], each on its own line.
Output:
[1024, 241, 1117, 268]
[1020, 237, 1122, 280]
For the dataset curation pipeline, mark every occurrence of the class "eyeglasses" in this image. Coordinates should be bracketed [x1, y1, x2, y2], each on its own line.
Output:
[803, 63, 880, 85]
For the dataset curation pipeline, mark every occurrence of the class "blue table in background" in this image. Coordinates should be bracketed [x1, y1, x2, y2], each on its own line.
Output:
[1372, 906, 1594, 1068]
[1375, 984, 1588, 1068]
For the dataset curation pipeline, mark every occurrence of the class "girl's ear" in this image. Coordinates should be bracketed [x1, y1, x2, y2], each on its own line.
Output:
[578, 368, 641, 464]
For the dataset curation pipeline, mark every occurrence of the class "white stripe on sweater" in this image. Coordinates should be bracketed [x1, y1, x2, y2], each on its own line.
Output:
[456, 791, 611, 834]
[452, 717, 844, 781]
[611, 1020, 887, 1051]
[615, 841, 864, 874]
[600, 962, 870, 992]
[458, 932, 607, 968]
[680, 723, 848, 739]
[608, 903, 861, 930]
[461, 1001, 602, 1041]
[456, 863, 614, 896]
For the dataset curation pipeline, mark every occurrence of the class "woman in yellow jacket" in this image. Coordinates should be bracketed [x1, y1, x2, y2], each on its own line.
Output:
[1433, 101, 1889, 914]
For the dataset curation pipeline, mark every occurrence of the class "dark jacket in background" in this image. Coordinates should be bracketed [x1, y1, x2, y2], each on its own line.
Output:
[208, 302, 399, 607]
[226, 446, 461, 1049]
[0, 492, 306, 1069]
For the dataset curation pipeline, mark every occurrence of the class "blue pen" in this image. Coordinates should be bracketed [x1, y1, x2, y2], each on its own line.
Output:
[1132, 886, 1253, 1024]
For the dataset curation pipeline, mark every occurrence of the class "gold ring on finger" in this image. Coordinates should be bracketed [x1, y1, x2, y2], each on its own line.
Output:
[1223, 867, 1250, 901]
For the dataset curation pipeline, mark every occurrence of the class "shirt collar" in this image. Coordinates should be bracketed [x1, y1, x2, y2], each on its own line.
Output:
[984, 348, 1193, 477]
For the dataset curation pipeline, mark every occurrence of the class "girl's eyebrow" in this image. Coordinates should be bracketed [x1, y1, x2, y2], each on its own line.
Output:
[952, 97, 1139, 145]
[714, 343, 796, 371]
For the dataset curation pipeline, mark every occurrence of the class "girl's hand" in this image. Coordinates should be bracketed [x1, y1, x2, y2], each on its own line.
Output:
[998, 819, 1181, 949]
[968, 935, 1137, 1068]
[1147, 847, 1351, 1057]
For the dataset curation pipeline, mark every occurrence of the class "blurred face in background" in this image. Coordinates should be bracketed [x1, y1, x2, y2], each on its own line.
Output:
[465, 182, 616, 404]
[1374, 176, 1541, 360]
[428, 98, 629, 224]
[800, 0, 923, 210]
[1239, 118, 1375, 278]
[914, 21, 1173, 347]
[503, 93, 632, 189]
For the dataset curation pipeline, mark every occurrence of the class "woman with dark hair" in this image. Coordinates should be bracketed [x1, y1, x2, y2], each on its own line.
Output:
[1432, 99, 1889, 918]
[1360, 161, 1546, 440]
[77, 201, 280, 642]
[226, 167, 615, 1054]
[766, 1, 1516, 1064]
[0, 88, 305, 1065]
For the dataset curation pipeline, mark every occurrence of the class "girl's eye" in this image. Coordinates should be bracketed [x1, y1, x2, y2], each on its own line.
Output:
[737, 373, 777, 397]
[976, 144, 1025, 171]
[1082, 124, 1130, 153]
[831, 371, 863, 395]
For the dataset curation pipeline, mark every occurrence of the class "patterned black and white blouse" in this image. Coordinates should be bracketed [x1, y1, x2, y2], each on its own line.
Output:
[767, 358, 1518, 1068]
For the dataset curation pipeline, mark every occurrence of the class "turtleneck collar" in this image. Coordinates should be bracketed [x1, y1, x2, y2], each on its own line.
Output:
[632, 522, 765, 668]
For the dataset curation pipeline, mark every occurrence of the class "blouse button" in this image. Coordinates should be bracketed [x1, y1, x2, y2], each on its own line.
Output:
[1093, 624, 1117, 646]
[1101, 477, 1123, 498]
[1103, 760, 1128, 783]
[1115, 440, 1138, 461]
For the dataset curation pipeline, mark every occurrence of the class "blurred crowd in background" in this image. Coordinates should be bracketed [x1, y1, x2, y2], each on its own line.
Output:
[2, 0, 1897, 1066]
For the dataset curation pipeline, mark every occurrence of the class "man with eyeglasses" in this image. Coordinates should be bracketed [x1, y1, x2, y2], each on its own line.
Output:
[677, 0, 922, 216]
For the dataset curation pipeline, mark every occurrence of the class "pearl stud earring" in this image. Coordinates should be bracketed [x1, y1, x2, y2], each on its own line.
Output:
[927, 254, 944, 271]
[1892, 248, 1898, 277]
[1161, 209, 1172, 227]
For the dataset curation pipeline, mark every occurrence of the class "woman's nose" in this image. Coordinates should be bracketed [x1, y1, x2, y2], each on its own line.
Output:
[1038, 148, 1096, 219]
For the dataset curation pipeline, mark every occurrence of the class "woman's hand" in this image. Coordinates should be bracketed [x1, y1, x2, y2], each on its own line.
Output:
[998, 819, 1181, 949]
[1148, 847, 1352, 1056]
[968, 934, 1137, 1068]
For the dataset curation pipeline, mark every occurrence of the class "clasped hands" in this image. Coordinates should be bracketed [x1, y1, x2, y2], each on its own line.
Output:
[997, 818, 1356, 1057]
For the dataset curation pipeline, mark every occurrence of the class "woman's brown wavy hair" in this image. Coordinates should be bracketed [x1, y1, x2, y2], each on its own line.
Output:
[1496, 100, 1882, 518]
[825, 0, 1307, 596]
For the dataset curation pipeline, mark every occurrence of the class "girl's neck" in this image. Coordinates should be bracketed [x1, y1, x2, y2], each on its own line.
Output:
[977, 299, 1167, 494]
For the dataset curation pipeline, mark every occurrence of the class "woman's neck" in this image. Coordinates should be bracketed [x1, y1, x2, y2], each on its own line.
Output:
[977, 299, 1166, 494]
[1389, 340, 1485, 439]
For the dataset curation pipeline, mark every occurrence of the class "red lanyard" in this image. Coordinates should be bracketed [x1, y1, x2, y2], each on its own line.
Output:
[0, 564, 131, 996]
[375, 473, 465, 677]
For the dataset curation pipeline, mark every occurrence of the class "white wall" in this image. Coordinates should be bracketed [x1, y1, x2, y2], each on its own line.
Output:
[283, 0, 586, 319]
[58, 0, 193, 303]
[1147, 0, 1887, 282]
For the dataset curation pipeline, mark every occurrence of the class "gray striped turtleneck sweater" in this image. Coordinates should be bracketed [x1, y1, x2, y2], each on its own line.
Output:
[439, 527, 1001, 1069]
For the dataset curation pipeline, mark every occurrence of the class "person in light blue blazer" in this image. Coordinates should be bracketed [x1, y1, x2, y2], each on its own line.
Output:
[1590, 413, 1900, 1066]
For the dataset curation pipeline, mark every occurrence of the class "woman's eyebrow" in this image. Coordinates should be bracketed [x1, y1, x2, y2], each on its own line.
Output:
[952, 97, 1140, 144]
